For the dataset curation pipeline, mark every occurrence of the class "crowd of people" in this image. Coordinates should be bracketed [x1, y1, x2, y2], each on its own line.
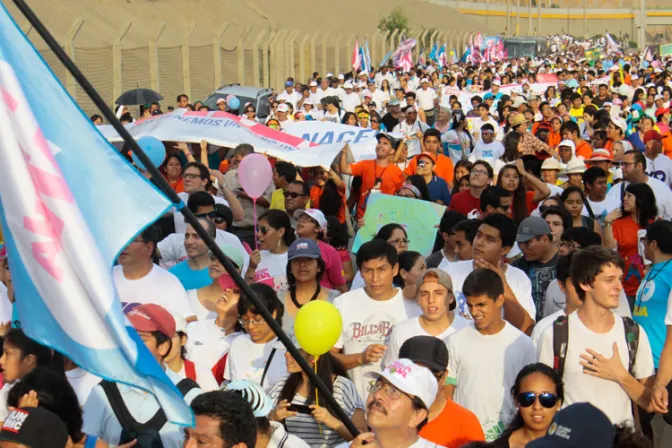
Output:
[5, 45, 672, 448]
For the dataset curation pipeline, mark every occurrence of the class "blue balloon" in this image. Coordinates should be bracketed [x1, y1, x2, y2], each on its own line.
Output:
[132, 136, 166, 171]
[227, 95, 240, 111]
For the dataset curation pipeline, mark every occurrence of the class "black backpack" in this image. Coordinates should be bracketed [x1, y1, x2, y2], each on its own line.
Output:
[101, 378, 199, 448]
[552, 314, 639, 377]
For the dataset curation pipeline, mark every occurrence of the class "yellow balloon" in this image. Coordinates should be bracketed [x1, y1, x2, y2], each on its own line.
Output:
[294, 300, 343, 356]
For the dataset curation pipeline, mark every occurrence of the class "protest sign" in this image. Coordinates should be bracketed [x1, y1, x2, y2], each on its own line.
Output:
[351, 194, 445, 256]
[661, 43, 672, 57]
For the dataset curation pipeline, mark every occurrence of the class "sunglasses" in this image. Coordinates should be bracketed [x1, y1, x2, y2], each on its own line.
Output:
[258, 225, 270, 235]
[371, 120, 380, 123]
[283, 192, 307, 198]
[517, 392, 558, 408]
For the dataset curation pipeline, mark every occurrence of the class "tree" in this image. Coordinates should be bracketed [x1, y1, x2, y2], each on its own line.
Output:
[378, 8, 409, 39]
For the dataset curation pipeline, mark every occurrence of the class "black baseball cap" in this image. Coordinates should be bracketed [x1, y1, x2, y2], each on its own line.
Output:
[399, 335, 448, 374]
[527, 403, 614, 448]
[0, 407, 69, 447]
[375, 132, 400, 150]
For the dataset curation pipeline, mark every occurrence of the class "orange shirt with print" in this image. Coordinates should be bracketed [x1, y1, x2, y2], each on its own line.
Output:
[575, 139, 593, 160]
[419, 399, 485, 448]
[309, 184, 347, 223]
[350, 160, 405, 219]
[404, 153, 455, 185]
[612, 217, 650, 296]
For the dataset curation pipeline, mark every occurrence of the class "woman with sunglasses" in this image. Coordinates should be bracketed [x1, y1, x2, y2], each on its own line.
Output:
[225, 283, 288, 391]
[369, 111, 383, 131]
[187, 242, 246, 321]
[242, 104, 257, 123]
[246, 210, 296, 294]
[493, 363, 563, 448]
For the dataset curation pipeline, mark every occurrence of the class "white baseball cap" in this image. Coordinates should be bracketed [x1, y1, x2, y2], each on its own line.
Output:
[344, 81, 354, 89]
[277, 103, 290, 113]
[309, 81, 318, 87]
[294, 209, 327, 230]
[338, 73, 345, 80]
[492, 79, 501, 86]
[366, 359, 438, 409]
[558, 139, 576, 151]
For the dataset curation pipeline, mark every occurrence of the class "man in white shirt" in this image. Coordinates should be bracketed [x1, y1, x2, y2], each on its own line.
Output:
[83, 304, 202, 447]
[175, 162, 232, 233]
[313, 77, 333, 105]
[643, 130, 672, 188]
[393, 106, 429, 158]
[441, 214, 536, 334]
[383, 269, 469, 367]
[446, 268, 537, 441]
[341, 81, 362, 113]
[416, 78, 438, 126]
[367, 79, 388, 109]
[307, 80, 322, 106]
[331, 239, 422, 400]
[607, 150, 672, 219]
[113, 226, 194, 319]
[275, 80, 301, 110]
[537, 246, 655, 424]
[347, 359, 441, 448]
[581, 167, 619, 222]
[469, 123, 504, 169]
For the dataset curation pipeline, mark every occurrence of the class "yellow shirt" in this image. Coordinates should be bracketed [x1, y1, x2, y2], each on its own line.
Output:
[269, 188, 310, 211]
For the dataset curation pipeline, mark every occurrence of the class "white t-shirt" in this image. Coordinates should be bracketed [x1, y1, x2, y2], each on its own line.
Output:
[158, 229, 249, 272]
[186, 320, 241, 372]
[254, 250, 289, 294]
[267, 421, 311, 448]
[167, 361, 219, 392]
[321, 110, 343, 124]
[342, 92, 362, 113]
[537, 310, 655, 424]
[472, 118, 503, 142]
[582, 196, 620, 223]
[531, 309, 564, 349]
[382, 315, 470, 368]
[469, 140, 504, 169]
[333, 288, 422, 400]
[223, 335, 288, 392]
[416, 88, 438, 110]
[606, 176, 672, 220]
[440, 260, 536, 323]
[186, 290, 213, 321]
[174, 192, 229, 234]
[646, 154, 672, 188]
[313, 88, 334, 106]
[0, 383, 14, 422]
[0, 283, 12, 325]
[393, 120, 430, 157]
[112, 264, 194, 318]
[276, 90, 302, 110]
[447, 322, 537, 441]
[66, 368, 102, 408]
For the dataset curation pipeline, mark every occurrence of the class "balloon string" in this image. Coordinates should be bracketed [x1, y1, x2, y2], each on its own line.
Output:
[314, 355, 323, 437]
[253, 198, 258, 250]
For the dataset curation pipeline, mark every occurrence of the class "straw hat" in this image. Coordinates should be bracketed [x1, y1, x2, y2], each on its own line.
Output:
[564, 159, 586, 175]
[509, 113, 528, 127]
[541, 158, 562, 171]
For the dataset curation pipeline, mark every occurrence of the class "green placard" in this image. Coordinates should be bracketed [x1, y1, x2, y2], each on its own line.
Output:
[661, 43, 672, 56]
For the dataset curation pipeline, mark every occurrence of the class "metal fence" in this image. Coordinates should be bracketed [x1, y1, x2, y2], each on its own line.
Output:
[41, 27, 477, 115]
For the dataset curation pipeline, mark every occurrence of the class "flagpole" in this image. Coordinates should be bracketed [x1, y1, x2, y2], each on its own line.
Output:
[10, 0, 361, 437]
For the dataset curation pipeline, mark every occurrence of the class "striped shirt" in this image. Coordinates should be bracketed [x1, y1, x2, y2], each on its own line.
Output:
[269, 376, 364, 448]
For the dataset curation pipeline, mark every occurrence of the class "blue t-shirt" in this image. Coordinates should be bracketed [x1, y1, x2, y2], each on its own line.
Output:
[634, 259, 672, 367]
[483, 91, 502, 101]
[426, 175, 451, 205]
[168, 260, 211, 291]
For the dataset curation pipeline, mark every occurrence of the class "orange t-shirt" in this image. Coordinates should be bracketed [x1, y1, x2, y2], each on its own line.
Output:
[404, 153, 455, 185]
[575, 139, 593, 160]
[612, 217, 648, 296]
[309, 184, 347, 224]
[420, 399, 485, 448]
[350, 160, 405, 219]
[167, 177, 184, 193]
[548, 131, 561, 149]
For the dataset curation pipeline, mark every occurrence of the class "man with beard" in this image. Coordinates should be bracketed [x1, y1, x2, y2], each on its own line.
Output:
[345, 358, 440, 448]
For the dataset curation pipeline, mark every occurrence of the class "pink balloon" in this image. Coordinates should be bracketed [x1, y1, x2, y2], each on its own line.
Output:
[238, 153, 273, 199]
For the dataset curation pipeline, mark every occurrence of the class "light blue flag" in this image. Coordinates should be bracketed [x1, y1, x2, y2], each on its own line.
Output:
[429, 43, 438, 62]
[0, 4, 193, 426]
[364, 39, 372, 70]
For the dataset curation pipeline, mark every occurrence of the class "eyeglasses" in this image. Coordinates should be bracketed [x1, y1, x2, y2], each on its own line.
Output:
[371, 120, 380, 124]
[471, 169, 489, 176]
[196, 212, 216, 219]
[368, 379, 413, 401]
[389, 238, 410, 246]
[239, 316, 267, 327]
[182, 173, 201, 180]
[258, 225, 270, 235]
[517, 392, 559, 408]
[283, 191, 308, 198]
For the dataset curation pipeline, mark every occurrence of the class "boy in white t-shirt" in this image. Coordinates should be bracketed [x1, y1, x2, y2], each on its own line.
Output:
[537, 246, 655, 425]
[446, 269, 537, 441]
[383, 269, 469, 367]
[331, 239, 422, 400]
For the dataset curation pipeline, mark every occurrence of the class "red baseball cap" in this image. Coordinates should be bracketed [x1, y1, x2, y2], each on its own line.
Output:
[126, 304, 176, 338]
[655, 107, 670, 118]
[643, 130, 663, 144]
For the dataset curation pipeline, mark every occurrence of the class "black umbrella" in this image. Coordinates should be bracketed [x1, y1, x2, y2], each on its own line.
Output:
[115, 88, 164, 106]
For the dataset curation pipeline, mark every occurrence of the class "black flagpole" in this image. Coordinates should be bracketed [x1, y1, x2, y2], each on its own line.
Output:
[9, 0, 360, 437]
